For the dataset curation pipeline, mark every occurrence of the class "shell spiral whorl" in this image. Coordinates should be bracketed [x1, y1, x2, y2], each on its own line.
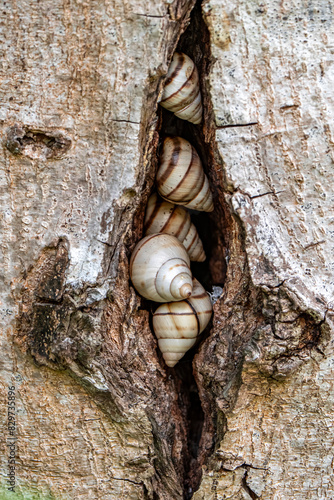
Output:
[159, 52, 202, 125]
[130, 49, 214, 367]
[144, 193, 206, 262]
[153, 278, 213, 367]
[129, 233, 193, 302]
[156, 136, 214, 212]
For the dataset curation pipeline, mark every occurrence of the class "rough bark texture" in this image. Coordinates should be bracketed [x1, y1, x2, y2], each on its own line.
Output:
[194, 0, 334, 498]
[1, 0, 334, 499]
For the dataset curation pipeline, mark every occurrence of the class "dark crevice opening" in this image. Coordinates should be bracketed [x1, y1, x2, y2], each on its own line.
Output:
[157, 1, 230, 498]
[127, 0, 231, 497]
[242, 467, 260, 499]
[173, 357, 205, 500]
[133, 1, 334, 497]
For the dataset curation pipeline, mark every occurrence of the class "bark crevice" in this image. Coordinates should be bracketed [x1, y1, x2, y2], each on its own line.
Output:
[242, 466, 260, 500]
[159, 2, 228, 496]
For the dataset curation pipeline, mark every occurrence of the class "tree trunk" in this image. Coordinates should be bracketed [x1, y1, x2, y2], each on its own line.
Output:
[1, 0, 333, 499]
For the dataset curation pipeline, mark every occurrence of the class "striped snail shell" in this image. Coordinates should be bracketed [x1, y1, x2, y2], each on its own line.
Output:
[153, 278, 212, 367]
[159, 52, 202, 124]
[156, 136, 214, 212]
[144, 193, 206, 262]
[129, 233, 193, 302]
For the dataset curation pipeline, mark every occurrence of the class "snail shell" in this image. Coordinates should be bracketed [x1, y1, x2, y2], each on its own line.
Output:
[130, 233, 193, 302]
[153, 278, 212, 367]
[144, 193, 206, 262]
[156, 136, 214, 212]
[159, 52, 202, 124]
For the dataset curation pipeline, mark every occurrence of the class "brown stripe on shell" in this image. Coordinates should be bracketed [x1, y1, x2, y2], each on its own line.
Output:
[159, 206, 189, 238]
[184, 299, 200, 336]
[144, 197, 164, 233]
[162, 53, 185, 90]
[186, 231, 199, 255]
[183, 163, 206, 205]
[159, 259, 189, 270]
[154, 302, 197, 339]
[173, 212, 188, 237]
[156, 138, 181, 186]
[168, 302, 193, 338]
[161, 64, 196, 108]
[178, 89, 202, 121]
[182, 151, 204, 201]
[198, 178, 213, 210]
[192, 92, 202, 115]
[167, 146, 200, 200]
[182, 88, 201, 111]
[159, 205, 178, 234]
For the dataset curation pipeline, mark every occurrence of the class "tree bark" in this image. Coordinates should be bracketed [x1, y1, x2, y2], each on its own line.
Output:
[1, 0, 333, 499]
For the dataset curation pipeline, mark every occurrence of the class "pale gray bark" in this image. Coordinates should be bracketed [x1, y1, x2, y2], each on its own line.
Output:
[0, 0, 333, 499]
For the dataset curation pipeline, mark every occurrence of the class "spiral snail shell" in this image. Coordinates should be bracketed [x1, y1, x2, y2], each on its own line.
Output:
[156, 136, 214, 212]
[130, 233, 193, 302]
[153, 278, 212, 367]
[159, 52, 202, 125]
[144, 193, 206, 262]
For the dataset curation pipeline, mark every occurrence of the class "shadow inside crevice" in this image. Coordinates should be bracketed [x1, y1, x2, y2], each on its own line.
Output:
[157, 1, 231, 497]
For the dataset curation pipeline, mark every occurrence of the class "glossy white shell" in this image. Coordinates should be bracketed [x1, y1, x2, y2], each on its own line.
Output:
[153, 278, 212, 367]
[156, 136, 214, 212]
[130, 233, 193, 302]
[144, 193, 206, 262]
[159, 52, 202, 124]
